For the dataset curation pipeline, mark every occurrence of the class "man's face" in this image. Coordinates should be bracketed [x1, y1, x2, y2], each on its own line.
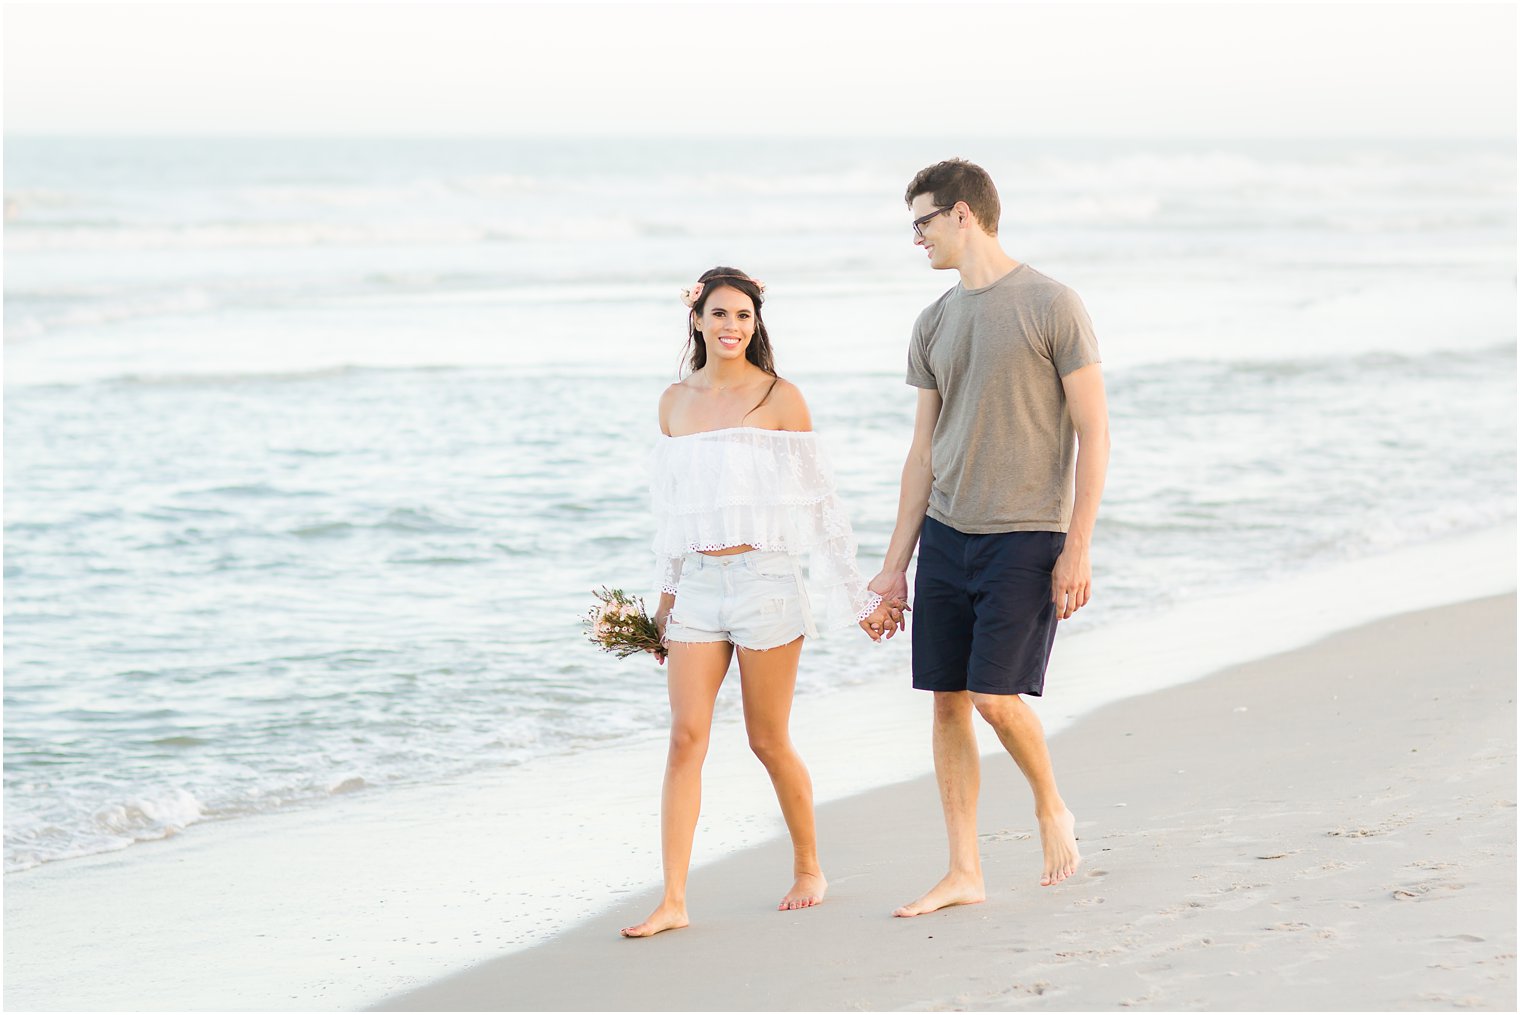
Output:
[910, 193, 958, 270]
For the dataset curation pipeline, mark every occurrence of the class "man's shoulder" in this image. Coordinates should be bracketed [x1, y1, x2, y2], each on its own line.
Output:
[914, 283, 961, 333]
[1002, 264, 1080, 309]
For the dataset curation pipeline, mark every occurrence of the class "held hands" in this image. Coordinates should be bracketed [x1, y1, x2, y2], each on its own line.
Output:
[1050, 543, 1092, 620]
[859, 599, 909, 641]
[859, 570, 911, 641]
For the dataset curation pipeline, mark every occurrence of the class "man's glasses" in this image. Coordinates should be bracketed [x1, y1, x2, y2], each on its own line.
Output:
[912, 206, 953, 238]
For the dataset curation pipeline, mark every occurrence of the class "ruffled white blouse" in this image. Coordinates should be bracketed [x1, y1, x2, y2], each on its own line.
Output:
[650, 427, 882, 627]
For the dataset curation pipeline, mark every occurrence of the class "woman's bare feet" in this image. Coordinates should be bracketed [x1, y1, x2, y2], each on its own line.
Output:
[619, 900, 689, 938]
[778, 871, 827, 911]
[1039, 808, 1081, 886]
[892, 870, 986, 917]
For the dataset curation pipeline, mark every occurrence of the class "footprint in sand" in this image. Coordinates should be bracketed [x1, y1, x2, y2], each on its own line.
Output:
[1417, 993, 1488, 1008]
[1408, 859, 1459, 872]
[1201, 884, 1269, 912]
[1295, 859, 1358, 881]
[1392, 882, 1466, 900]
[1118, 995, 1158, 1008]
[979, 829, 1032, 843]
[1327, 814, 1413, 838]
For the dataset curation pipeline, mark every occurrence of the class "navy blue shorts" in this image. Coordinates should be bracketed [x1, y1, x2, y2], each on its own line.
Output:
[912, 516, 1065, 697]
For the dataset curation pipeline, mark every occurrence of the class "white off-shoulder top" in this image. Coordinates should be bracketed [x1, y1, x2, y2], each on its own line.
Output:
[650, 427, 883, 627]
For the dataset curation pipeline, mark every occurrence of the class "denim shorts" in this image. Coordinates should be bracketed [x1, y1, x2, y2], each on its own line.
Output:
[664, 550, 816, 652]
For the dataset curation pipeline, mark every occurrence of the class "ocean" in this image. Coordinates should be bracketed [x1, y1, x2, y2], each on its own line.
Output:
[4, 135, 1515, 875]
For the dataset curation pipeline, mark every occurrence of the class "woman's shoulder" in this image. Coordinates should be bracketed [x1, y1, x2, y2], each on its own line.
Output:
[660, 375, 712, 405]
[767, 375, 805, 400]
[658, 381, 696, 434]
[764, 377, 811, 431]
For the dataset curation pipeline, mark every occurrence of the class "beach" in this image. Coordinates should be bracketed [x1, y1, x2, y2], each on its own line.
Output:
[378, 593, 1516, 1012]
[4, 0, 1518, 1005]
[4, 134, 1515, 1011]
[7, 137, 1513, 881]
[5, 530, 1514, 1011]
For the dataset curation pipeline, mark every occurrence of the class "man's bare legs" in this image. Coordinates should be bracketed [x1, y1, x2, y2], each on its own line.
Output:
[971, 691, 1080, 887]
[894, 691, 987, 916]
[895, 689, 1080, 917]
[737, 637, 827, 911]
[620, 640, 731, 938]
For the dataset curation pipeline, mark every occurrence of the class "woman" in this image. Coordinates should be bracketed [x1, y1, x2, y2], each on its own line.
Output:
[620, 266, 891, 938]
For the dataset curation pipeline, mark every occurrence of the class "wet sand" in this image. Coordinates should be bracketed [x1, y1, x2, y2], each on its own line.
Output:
[376, 594, 1516, 1012]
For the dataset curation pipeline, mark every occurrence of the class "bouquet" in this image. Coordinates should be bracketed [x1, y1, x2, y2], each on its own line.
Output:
[583, 586, 666, 662]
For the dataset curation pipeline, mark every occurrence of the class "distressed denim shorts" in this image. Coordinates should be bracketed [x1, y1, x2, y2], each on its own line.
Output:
[664, 550, 816, 652]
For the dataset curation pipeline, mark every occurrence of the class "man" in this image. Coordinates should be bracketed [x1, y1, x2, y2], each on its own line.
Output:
[867, 157, 1110, 917]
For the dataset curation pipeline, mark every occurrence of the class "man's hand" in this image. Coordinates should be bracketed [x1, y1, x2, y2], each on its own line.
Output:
[871, 571, 912, 636]
[868, 570, 909, 604]
[861, 570, 911, 640]
[1050, 544, 1091, 620]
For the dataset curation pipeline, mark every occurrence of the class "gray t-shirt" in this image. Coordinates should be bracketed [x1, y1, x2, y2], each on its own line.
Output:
[906, 263, 1101, 534]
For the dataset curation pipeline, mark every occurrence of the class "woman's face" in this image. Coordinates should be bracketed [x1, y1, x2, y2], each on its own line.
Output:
[693, 286, 755, 363]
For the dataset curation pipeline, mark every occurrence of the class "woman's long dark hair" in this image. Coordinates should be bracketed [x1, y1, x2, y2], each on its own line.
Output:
[682, 266, 777, 377]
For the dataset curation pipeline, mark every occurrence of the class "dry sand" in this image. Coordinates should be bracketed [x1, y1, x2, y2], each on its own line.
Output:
[376, 594, 1516, 1012]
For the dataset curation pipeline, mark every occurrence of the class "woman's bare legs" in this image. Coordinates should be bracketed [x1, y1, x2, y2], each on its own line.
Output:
[620, 640, 732, 938]
[736, 636, 827, 911]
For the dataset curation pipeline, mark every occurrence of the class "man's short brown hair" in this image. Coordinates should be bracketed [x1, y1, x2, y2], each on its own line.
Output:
[905, 158, 1001, 237]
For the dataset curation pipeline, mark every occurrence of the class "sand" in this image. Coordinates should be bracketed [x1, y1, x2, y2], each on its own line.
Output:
[6, 529, 1513, 1011]
[376, 594, 1516, 1012]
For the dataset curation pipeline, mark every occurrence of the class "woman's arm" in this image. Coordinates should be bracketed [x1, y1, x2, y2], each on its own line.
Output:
[654, 592, 675, 632]
[653, 385, 683, 658]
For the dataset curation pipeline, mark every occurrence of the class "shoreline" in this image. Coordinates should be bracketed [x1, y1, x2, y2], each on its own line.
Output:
[4, 525, 1515, 1010]
[378, 593, 1517, 1012]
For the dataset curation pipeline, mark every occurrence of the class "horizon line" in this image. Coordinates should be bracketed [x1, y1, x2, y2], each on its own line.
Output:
[6, 131, 1516, 143]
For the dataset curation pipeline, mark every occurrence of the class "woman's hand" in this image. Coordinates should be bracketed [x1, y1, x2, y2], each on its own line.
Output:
[858, 596, 909, 641]
[654, 609, 671, 665]
[859, 602, 891, 641]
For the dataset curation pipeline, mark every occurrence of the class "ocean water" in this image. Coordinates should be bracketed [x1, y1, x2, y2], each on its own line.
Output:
[4, 136, 1515, 873]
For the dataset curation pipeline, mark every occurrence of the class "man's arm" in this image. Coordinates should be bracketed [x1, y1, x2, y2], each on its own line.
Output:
[1052, 362, 1110, 620]
[863, 388, 942, 636]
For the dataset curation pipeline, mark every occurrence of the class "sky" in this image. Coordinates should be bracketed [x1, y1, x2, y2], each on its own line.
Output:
[3, 1, 1516, 138]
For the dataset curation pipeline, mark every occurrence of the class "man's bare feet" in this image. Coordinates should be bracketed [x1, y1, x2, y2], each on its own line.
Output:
[619, 900, 689, 938]
[778, 871, 827, 911]
[892, 870, 986, 917]
[1039, 809, 1081, 886]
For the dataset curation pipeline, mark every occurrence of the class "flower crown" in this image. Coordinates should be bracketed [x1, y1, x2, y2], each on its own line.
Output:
[680, 274, 766, 309]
